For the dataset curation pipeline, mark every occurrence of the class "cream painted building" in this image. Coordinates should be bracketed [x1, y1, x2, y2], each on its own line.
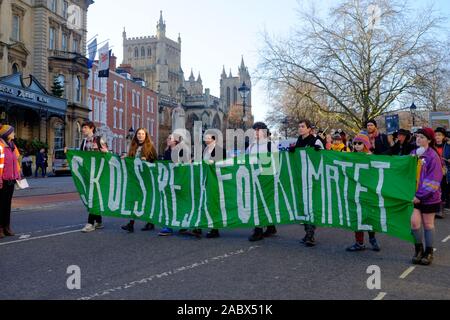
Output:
[0, 0, 93, 162]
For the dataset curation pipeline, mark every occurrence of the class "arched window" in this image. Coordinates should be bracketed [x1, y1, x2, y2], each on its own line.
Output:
[141, 47, 145, 57]
[147, 47, 151, 57]
[75, 76, 81, 102]
[134, 47, 139, 58]
[233, 87, 238, 105]
[12, 63, 20, 74]
[226, 87, 231, 108]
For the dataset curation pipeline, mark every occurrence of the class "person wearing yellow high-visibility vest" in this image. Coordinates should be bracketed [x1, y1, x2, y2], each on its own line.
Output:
[0, 125, 21, 239]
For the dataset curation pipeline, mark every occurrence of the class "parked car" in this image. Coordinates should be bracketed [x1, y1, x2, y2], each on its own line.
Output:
[52, 149, 72, 176]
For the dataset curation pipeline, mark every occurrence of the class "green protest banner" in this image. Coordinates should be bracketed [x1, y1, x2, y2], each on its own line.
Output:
[67, 148, 417, 242]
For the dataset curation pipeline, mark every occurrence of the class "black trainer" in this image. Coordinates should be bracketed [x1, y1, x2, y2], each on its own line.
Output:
[121, 223, 134, 233]
[249, 228, 264, 242]
[263, 226, 277, 238]
[192, 229, 202, 238]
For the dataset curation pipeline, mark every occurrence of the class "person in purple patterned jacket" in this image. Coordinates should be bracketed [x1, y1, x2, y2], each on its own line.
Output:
[410, 128, 443, 266]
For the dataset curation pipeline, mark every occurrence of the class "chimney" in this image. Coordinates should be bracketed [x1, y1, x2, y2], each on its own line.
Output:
[110, 54, 117, 71]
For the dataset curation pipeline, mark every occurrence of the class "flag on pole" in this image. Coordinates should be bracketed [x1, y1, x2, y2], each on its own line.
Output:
[98, 43, 110, 78]
[87, 38, 97, 69]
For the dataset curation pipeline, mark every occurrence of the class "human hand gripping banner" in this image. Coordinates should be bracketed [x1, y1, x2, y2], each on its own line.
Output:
[67, 149, 417, 242]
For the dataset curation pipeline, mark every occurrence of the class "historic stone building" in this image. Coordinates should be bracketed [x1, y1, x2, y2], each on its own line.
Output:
[122, 11, 253, 154]
[0, 0, 93, 160]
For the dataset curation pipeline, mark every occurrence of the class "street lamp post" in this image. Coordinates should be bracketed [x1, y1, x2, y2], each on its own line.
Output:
[282, 117, 288, 140]
[238, 82, 250, 130]
[410, 102, 417, 128]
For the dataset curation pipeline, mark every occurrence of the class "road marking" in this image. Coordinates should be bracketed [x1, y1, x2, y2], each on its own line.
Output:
[19, 235, 31, 240]
[399, 267, 416, 279]
[78, 246, 261, 300]
[374, 292, 387, 300]
[0, 229, 81, 246]
[442, 236, 450, 243]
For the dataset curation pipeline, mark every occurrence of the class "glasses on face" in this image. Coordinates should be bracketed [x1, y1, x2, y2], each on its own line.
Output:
[353, 142, 363, 146]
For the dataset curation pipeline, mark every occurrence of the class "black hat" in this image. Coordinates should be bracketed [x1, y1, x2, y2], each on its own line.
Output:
[252, 122, 268, 130]
[398, 129, 411, 136]
[366, 119, 377, 127]
[435, 127, 447, 136]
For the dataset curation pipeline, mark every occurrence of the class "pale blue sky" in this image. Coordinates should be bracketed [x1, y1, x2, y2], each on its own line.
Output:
[87, 0, 450, 122]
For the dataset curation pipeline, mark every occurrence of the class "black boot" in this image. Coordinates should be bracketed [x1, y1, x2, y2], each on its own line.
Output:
[412, 244, 424, 265]
[420, 247, 434, 266]
[263, 226, 277, 238]
[249, 228, 264, 242]
[121, 222, 134, 233]
[141, 223, 155, 231]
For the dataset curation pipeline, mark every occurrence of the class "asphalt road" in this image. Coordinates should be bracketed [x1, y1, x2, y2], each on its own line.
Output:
[1, 183, 449, 300]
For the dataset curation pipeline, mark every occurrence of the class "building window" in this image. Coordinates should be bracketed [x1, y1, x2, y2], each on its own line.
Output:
[49, 27, 56, 50]
[233, 87, 238, 105]
[226, 87, 231, 108]
[74, 122, 82, 147]
[141, 47, 145, 58]
[114, 82, 118, 100]
[151, 97, 154, 113]
[137, 93, 140, 108]
[113, 107, 117, 128]
[75, 76, 81, 102]
[63, 1, 68, 18]
[102, 100, 107, 124]
[132, 114, 135, 130]
[119, 85, 123, 101]
[147, 47, 151, 57]
[62, 33, 68, 51]
[94, 99, 99, 122]
[50, 0, 57, 13]
[132, 91, 136, 107]
[73, 38, 79, 53]
[137, 115, 140, 128]
[12, 15, 20, 41]
[119, 109, 123, 129]
[87, 69, 92, 89]
[94, 72, 99, 91]
[134, 48, 139, 58]
[147, 97, 150, 112]
[54, 122, 64, 150]
[12, 63, 20, 74]
[150, 119, 154, 137]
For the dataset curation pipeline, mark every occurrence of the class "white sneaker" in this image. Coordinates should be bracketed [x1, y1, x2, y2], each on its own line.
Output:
[94, 222, 104, 230]
[81, 224, 96, 233]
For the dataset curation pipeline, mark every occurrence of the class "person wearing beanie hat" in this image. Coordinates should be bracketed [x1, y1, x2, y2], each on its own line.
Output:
[434, 127, 449, 219]
[346, 133, 380, 252]
[410, 128, 444, 266]
[366, 119, 390, 155]
[390, 129, 414, 156]
[331, 133, 349, 152]
[0, 125, 21, 239]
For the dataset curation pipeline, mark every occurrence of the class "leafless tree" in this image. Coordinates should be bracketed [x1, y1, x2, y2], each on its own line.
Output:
[258, 0, 447, 131]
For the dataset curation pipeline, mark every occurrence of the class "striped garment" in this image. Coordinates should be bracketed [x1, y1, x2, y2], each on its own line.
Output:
[0, 139, 21, 180]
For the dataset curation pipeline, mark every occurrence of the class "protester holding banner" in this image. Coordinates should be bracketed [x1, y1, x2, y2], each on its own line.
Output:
[247, 122, 277, 242]
[346, 134, 381, 252]
[435, 127, 449, 219]
[0, 125, 21, 239]
[366, 119, 390, 155]
[390, 129, 414, 156]
[290, 120, 324, 247]
[411, 128, 443, 266]
[159, 134, 183, 236]
[121, 128, 158, 233]
[79, 121, 109, 233]
[331, 134, 349, 152]
[204, 134, 225, 239]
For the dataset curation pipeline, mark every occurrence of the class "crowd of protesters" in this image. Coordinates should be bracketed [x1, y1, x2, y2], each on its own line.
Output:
[1, 118, 449, 266]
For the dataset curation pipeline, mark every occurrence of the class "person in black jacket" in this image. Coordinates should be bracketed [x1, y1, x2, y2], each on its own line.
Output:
[390, 129, 415, 156]
[290, 120, 324, 247]
[366, 119, 390, 155]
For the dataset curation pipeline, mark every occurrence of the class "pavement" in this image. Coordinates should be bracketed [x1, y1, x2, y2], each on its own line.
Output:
[1, 176, 449, 300]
